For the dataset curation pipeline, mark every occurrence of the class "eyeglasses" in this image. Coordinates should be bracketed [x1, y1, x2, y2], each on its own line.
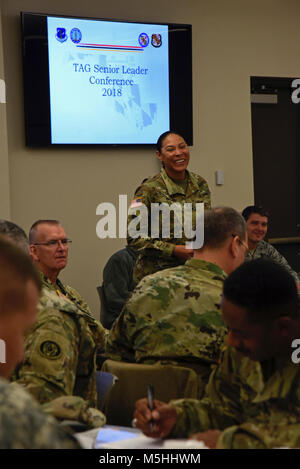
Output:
[33, 239, 72, 248]
[232, 234, 248, 252]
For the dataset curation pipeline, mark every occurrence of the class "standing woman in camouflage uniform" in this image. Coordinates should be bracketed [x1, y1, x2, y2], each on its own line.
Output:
[128, 131, 211, 283]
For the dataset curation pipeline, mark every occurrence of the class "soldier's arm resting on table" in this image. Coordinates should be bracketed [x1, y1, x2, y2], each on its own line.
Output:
[171, 348, 300, 449]
[0, 381, 81, 449]
[134, 391, 300, 448]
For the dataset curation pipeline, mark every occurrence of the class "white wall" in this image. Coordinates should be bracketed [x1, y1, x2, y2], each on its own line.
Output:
[2, 0, 300, 317]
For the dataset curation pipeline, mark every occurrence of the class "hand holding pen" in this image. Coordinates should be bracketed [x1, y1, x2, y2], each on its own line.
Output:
[133, 394, 178, 439]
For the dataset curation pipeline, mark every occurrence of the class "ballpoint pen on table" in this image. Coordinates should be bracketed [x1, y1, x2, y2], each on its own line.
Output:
[147, 384, 154, 432]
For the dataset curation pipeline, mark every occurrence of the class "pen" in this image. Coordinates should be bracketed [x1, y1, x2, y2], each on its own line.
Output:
[147, 384, 154, 432]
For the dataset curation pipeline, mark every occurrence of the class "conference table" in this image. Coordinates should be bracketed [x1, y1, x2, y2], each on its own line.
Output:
[75, 425, 207, 450]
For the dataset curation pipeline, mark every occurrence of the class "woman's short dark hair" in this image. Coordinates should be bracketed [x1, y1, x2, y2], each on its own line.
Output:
[156, 131, 184, 153]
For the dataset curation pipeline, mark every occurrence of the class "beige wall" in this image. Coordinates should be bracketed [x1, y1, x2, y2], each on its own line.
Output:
[0, 2, 10, 219]
[1, 0, 300, 317]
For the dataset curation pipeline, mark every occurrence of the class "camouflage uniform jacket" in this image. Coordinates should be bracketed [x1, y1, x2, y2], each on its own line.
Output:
[245, 240, 299, 283]
[127, 168, 211, 283]
[0, 378, 80, 448]
[171, 346, 300, 448]
[106, 259, 227, 373]
[15, 272, 106, 408]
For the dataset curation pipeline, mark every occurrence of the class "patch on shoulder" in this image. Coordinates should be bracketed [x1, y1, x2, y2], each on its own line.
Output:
[39, 341, 61, 360]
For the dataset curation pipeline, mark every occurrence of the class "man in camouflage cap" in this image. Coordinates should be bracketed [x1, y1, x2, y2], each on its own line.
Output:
[106, 207, 247, 397]
[0, 236, 80, 448]
[15, 220, 106, 413]
[242, 205, 299, 283]
[134, 259, 300, 449]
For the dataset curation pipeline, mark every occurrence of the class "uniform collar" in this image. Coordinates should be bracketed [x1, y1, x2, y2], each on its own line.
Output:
[38, 270, 66, 294]
[185, 258, 227, 279]
[235, 350, 300, 401]
[160, 168, 202, 197]
[160, 167, 187, 195]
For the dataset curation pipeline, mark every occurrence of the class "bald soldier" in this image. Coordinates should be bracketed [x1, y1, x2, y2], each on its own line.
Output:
[134, 260, 300, 449]
[106, 207, 247, 397]
[0, 237, 80, 448]
[15, 220, 106, 409]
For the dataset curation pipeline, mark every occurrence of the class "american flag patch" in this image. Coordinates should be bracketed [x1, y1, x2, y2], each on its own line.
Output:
[130, 197, 143, 208]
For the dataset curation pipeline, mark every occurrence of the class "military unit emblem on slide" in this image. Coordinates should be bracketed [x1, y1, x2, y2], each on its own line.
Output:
[55, 27, 67, 43]
[70, 28, 82, 44]
[138, 33, 149, 47]
[54, 26, 161, 49]
[151, 34, 162, 47]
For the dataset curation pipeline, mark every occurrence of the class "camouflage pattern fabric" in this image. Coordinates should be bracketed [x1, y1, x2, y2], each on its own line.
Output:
[245, 240, 299, 283]
[14, 273, 106, 409]
[127, 168, 211, 283]
[105, 259, 227, 395]
[0, 379, 80, 449]
[42, 395, 106, 429]
[170, 347, 300, 448]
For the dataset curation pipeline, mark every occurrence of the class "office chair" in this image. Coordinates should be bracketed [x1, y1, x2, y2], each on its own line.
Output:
[95, 370, 118, 411]
[101, 360, 200, 426]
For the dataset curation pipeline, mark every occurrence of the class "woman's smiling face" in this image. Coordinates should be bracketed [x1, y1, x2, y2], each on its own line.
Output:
[156, 133, 190, 180]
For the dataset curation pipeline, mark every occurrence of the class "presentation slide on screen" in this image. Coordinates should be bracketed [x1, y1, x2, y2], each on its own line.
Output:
[47, 17, 169, 144]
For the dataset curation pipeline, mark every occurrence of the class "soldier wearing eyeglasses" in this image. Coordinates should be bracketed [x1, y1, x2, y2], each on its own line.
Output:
[15, 220, 107, 415]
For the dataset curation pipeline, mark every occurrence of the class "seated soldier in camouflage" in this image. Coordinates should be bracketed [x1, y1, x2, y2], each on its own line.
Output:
[134, 259, 300, 449]
[106, 207, 247, 397]
[242, 205, 299, 283]
[14, 220, 106, 411]
[0, 237, 80, 448]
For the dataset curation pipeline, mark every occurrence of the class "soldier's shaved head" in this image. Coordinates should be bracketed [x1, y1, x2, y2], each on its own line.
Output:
[29, 220, 61, 244]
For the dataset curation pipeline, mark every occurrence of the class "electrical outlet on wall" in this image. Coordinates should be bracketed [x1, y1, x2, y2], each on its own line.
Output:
[215, 170, 224, 185]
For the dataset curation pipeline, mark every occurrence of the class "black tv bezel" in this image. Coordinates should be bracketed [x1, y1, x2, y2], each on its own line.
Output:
[20, 11, 193, 147]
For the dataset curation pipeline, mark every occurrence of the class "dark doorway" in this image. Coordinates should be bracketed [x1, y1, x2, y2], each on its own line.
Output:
[251, 76, 300, 273]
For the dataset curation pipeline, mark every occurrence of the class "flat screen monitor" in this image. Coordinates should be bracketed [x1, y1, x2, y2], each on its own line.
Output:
[21, 12, 193, 146]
